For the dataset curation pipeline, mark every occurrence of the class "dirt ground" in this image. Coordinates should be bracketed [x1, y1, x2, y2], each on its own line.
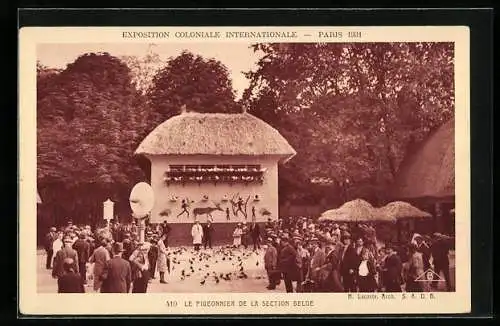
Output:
[37, 247, 455, 293]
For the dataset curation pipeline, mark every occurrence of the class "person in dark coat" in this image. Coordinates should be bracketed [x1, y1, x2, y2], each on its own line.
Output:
[250, 222, 261, 250]
[148, 236, 159, 280]
[44, 227, 57, 269]
[122, 233, 134, 261]
[431, 233, 452, 291]
[278, 236, 299, 293]
[318, 241, 344, 292]
[52, 236, 79, 280]
[357, 248, 377, 292]
[57, 258, 85, 293]
[339, 233, 359, 292]
[129, 243, 150, 293]
[202, 221, 214, 249]
[383, 245, 403, 292]
[72, 232, 91, 285]
[264, 237, 279, 290]
[160, 221, 172, 246]
[101, 242, 132, 293]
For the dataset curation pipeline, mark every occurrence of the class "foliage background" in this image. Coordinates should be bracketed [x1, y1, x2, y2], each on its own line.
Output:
[36, 42, 454, 229]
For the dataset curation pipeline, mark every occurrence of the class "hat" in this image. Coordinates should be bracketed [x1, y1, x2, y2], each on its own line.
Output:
[341, 232, 351, 240]
[50, 227, 56, 232]
[63, 236, 72, 243]
[63, 257, 74, 265]
[309, 237, 320, 243]
[112, 242, 124, 253]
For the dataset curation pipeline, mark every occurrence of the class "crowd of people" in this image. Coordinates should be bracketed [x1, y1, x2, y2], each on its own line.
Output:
[261, 216, 454, 293]
[43, 216, 454, 294]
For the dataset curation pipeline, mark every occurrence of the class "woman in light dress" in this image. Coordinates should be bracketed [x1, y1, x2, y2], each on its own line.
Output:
[233, 223, 243, 248]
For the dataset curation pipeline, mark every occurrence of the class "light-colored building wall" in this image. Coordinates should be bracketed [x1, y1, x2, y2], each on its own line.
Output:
[148, 154, 279, 224]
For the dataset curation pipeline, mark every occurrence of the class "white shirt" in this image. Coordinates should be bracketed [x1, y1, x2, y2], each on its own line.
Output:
[52, 238, 63, 252]
[359, 260, 369, 276]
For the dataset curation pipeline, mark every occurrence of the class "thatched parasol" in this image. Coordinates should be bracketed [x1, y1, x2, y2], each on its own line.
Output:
[319, 199, 391, 222]
[135, 112, 296, 163]
[376, 201, 432, 220]
[389, 118, 454, 199]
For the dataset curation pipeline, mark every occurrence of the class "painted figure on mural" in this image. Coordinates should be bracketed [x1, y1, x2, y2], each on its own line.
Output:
[177, 199, 190, 219]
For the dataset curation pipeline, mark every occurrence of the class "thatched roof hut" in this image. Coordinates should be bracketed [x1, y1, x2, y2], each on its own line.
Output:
[389, 118, 454, 199]
[135, 112, 296, 163]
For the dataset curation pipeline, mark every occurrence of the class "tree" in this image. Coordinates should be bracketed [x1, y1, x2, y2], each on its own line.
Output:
[120, 44, 166, 95]
[37, 52, 151, 226]
[147, 50, 240, 122]
[243, 43, 454, 204]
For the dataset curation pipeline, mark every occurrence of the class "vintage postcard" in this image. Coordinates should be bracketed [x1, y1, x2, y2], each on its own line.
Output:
[19, 26, 470, 315]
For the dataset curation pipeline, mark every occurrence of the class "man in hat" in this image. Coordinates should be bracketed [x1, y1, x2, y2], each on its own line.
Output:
[52, 236, 79, 280]
[264, 237, 279, 290]
[250, 222, 261, 251]
[430, 233, 453, 291]
[72, 232, 91, 285]
[148, 234, 159, 280]
[57, 258, 85, 293]
[44, 226, 58, 269]
[129, 242, 150, 293]
[89, 239, 111, 292]
[308, 237, 325, 288]
[383, 245, 403, 292]
[320, 240, 344, 292]
[122, 233, 134, 261]
[294, 236, 309, 292]
[339, 232, 359, 292]
[160, 220, 172, 246]
[191, 220, 203, 251]
[278, 235, 299, 293]
[101, 242, 132, 293]
[202, 221, 214, 250]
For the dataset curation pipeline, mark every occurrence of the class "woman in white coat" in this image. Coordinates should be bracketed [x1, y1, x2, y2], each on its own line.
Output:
[157, 233, 169, 284]
[191, 221, 203, 251]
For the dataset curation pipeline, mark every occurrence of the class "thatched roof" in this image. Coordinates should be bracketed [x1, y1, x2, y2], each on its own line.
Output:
[389, 118, 454, 199]
[376, 201, 432, 220]
[135, 112, 296, 162]
[319, 199, 394, 222]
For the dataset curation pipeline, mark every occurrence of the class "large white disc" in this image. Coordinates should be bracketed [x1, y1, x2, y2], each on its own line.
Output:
[129, 182, 155, 218]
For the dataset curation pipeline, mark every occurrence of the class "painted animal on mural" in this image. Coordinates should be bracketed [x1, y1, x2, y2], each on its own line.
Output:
[192, 201, 224, 221]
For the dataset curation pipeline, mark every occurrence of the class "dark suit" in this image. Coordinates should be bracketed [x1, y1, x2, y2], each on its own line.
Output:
[73, 239, 90, 283]
[384, 253, 403, 292]
[44, 232, 57, 269]
[340, 244, 359, 292]
[250, 224, 261, 250]
[161, 223, 172, 246]
[101, 256, 132, 293]
[278, 243, 299, 292]
[58, 272, 85, 293]
[52, 247, 79, 279]
[431, 239, 451, 290]
[203, 224, 214, 249]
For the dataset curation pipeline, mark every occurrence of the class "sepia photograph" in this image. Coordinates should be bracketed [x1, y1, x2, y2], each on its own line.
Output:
[19, 26, 471, 315]
[35, 40, 456, 294]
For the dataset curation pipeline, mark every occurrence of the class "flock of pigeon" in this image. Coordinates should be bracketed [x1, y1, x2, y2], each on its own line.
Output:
[165, 246, 266, 286]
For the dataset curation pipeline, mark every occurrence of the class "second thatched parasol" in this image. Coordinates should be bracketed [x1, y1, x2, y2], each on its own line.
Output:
[319, 199, 394, 222]
[376, 201, 432, 220]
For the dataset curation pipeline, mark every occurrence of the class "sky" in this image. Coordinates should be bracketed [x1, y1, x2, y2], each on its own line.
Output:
[37, 43, 263, 99]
